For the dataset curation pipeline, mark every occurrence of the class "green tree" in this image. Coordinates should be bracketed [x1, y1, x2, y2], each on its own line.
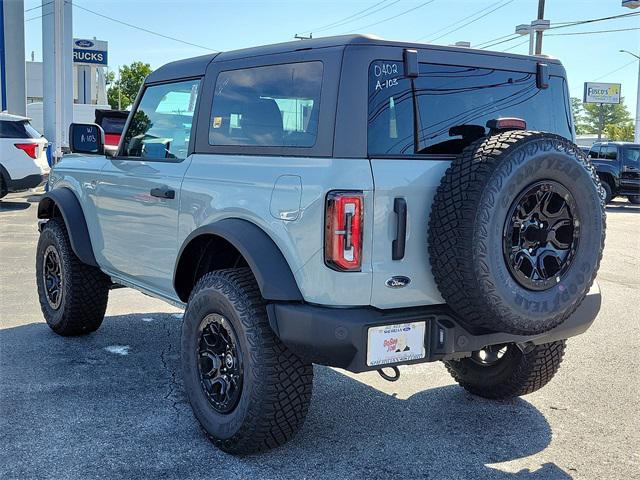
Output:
[570, 97, 588, 135]
[605, 122, 635, 142]
[107, 61, 153, 110]
[581, 98, 633, 140]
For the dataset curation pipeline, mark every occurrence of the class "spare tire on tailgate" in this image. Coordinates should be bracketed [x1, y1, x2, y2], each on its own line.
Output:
[428, 131, 605, 335]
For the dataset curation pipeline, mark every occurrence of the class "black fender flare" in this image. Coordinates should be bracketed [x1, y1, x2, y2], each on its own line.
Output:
[37, 188, 98, 267]
[174, 219, 303, 302]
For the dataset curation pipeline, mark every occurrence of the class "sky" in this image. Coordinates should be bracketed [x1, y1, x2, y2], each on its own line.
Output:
[23, 0, 640, 115]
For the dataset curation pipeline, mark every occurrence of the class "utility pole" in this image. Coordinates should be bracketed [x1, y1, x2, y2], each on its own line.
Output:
[620, 49, 640, 143]
[535, 0, 546, 55]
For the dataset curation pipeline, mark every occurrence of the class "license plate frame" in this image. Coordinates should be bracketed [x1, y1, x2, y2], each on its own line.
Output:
[366, 321, 426, 367]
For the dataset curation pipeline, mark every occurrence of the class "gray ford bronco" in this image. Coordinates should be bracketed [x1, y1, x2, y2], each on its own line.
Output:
[36, 35, 605, 454]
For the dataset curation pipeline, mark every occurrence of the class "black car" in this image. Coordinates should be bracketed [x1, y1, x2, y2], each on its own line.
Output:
[588, 142, 640, 204]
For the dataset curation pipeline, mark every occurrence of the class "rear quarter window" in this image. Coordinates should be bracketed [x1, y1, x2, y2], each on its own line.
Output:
[368, 61, 573, 156]
[0, 120, 41, 139]
[209, 61, 323, 148]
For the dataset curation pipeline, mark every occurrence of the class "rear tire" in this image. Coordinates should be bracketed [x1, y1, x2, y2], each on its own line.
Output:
[181, 268, 313, 455]
[444, 340, 566, 399]
[36, 217, 110, 335]
[0, 174, 7, 199]
[628, 195, 640, 205]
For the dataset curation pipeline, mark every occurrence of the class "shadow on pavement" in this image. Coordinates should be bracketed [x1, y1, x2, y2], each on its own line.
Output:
[0, 314, 570, 480]
[0, 200, 31, 212]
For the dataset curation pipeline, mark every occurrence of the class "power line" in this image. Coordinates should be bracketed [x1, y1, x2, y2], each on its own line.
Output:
[502, 38, 530, 52]
[69, 2, 218, 52]
[25, 1, 54, 13]
[480, 34, 521, 49]
[342, 0, 436, 33]
[593, 60, 638, 82]
[299, 0, 396, 35]
[548, 11, 640, 30]
[547, 26, 640, 36]
[425, 0, 515, 43]
[416, 0, 505, 41]
[25, 12, 52, 22]
[476, 10, 640, 50]
[475, 32, 518, 48]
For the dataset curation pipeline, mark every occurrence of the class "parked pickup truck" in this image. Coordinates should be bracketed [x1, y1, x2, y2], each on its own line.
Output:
[588, 141, 640, 204]
[36, 35, 605, 454]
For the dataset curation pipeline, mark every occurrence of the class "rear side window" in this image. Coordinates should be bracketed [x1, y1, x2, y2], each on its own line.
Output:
[368, 61, 573, 156]
[603, 145, 618, 160]
[209, 62, 323, 147]
[121, 79, 200, 160]
[623, 147, 640, 166]
[588, 145, 601, 159]
[0, 120, 40, 139]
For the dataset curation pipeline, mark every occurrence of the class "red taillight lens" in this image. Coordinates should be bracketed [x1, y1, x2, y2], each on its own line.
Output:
[14, 143, 38, 159]
[325, 191, 363, 271]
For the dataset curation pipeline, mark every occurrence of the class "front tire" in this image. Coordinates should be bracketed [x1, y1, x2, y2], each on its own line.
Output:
[444, 341, 566, 399]
[601, 181, 613, 204]
[36, 218, 110, 336]
[181, 268, 313, 455]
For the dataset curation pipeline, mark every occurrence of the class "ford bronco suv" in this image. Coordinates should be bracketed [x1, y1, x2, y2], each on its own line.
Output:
[36, 35, 605, 454]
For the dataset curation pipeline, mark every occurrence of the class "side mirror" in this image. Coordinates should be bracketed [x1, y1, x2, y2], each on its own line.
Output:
[69, 123, 105, 155]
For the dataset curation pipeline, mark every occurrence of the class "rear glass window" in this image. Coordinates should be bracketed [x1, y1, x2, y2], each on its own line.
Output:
[0, 120, 41, 139]
[100, 117, 127, 134]
[368, 61, 573, 156]
[209, 62, 323, 147]
[623, 147, 640, 166]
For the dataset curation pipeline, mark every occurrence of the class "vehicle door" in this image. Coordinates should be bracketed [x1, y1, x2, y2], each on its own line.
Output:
[620, 145, 640, 194]
[93, 77, 201, 295]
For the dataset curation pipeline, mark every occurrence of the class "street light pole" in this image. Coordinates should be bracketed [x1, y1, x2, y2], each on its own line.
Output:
[620, 49, 640, 143]
[535, 0, 546, 55]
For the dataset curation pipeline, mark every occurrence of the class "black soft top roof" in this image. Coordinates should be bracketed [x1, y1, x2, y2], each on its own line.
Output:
[145, 34, 562, 84]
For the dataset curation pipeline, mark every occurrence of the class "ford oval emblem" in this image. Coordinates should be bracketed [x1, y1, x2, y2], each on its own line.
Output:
[75, 39, 94, 48]
[385, 276, 411, 288]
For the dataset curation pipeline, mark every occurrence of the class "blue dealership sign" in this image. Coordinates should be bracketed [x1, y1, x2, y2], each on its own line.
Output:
[72, 38, 108, 66]
[73, 49, 108, 65]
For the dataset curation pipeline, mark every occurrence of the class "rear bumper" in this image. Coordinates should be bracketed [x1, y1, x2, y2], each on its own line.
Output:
[267, 283, 601, 373]
[7, 173, 47, 191]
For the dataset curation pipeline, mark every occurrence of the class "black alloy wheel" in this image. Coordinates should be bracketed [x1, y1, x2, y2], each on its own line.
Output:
[43, 245, 64, 310]
[503, 181, 579, 291]
[197, 313, 243, 414]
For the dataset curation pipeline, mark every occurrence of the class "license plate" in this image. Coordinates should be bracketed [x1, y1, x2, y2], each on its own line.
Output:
[366, 322, 426, 367]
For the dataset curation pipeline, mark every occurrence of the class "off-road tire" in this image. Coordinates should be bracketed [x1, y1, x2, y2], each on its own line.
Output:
[444, 340, 566, 399]
[628, 195, 640, 205]
[428, 131, 605, 335]
[601, 181, 613, 204]
[0, 175, 7, 199]
[181, 268, 313, 455]
[36, 217, 110, 335]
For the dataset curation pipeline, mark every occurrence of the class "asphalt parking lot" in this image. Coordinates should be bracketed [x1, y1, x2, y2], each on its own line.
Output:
[1, 190, 638, 480]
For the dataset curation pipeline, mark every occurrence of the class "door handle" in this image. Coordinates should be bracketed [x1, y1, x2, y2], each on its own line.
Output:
[150, 186, 175, 199]
[392, 198, 407, 260]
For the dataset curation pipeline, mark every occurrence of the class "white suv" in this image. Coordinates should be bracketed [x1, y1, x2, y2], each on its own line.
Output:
[0, 113, 50, 199]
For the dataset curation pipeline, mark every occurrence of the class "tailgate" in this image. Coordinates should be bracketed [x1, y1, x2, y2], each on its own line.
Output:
[370, 159, 450, 308]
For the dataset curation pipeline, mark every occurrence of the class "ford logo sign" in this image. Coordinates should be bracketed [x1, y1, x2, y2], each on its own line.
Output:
[385, 276, 411, 288]
[75, 39, 94, 48]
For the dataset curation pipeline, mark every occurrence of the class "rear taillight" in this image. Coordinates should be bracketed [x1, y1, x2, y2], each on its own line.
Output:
[14, 143, 38, 159]
[325, 191, 363, 271]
